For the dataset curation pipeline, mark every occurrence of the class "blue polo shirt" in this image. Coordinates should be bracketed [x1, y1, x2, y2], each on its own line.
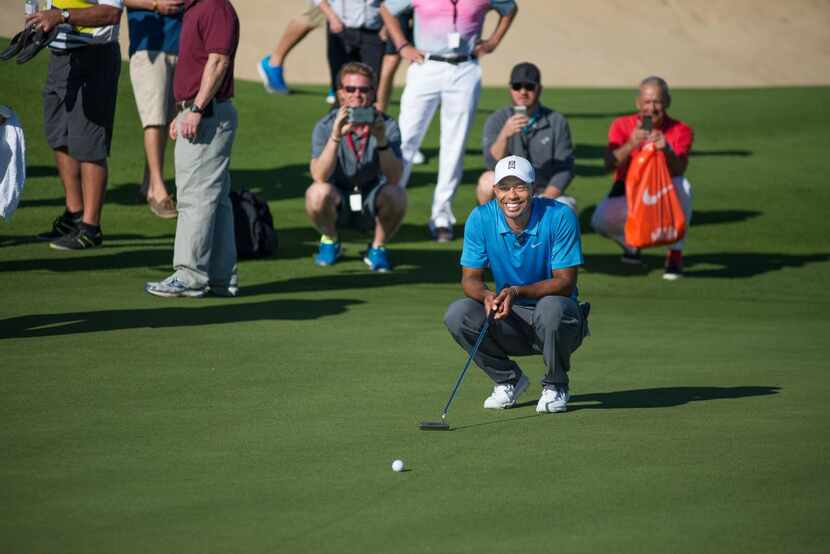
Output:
[460, 198, 583, 304]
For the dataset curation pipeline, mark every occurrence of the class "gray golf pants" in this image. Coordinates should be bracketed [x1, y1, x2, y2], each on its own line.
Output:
[172, 101, 238, 289]
[444, 296, 587, 387]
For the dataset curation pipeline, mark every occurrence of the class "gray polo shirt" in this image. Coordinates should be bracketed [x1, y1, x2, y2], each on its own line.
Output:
[482, 104, 575, 191]
[311, 109, 402, 192]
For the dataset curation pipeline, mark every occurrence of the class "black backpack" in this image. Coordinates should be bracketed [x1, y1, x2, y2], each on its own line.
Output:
[229, 190, 277, 258]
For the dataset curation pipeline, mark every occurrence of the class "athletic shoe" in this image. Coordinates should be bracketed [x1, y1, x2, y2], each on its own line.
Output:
[209, 274, 239, 297]
[148, 196, 177, 219]
[314, 239, 342, 266]
[663, 250, 684, 280]
[428, 221, 454, 243]
[145, 275, 207, 298]
[411, 150, 426, 165]
[483, 374, 529, 409]
[536, 384, 570, 413]
[257, 55, 290, 94]
[364, 244, 392, 272]
[620, 246, 642, 265]
[325, 88, 336, 105]
[36, 212, 81, 241]
[49, 226, 102, 250]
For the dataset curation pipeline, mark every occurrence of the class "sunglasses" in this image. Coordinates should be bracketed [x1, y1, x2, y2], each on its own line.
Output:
[343, 85, 373, 93]
[511, 82, 537, 92]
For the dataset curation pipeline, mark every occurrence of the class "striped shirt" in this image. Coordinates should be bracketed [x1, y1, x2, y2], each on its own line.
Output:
[48, 0, 124, 50]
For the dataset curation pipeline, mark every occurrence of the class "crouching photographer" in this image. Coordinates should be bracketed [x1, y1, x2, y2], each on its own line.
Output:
[306, 62, 405, 272]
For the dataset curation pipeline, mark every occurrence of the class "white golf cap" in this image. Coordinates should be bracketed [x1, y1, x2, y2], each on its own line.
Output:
[494, 155, 535, 185]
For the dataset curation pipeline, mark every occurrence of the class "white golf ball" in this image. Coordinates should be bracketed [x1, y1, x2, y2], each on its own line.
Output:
[392, 459, 405, 472]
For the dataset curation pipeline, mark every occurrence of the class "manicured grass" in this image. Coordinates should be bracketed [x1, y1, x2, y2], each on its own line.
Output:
[1, 50, 829, 553]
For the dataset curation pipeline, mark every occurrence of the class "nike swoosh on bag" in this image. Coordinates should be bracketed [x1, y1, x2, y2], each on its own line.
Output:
[642, 185, 673, 206]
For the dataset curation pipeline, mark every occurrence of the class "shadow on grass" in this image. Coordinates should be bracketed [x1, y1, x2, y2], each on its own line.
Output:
[567, 385, 780, 411]
[0, 298, 365, 339]
[582, 251, 830, 278]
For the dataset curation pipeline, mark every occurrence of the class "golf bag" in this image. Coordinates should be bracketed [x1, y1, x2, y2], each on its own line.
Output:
[624, 143, 686, 248]
[229, 190, 277, 258]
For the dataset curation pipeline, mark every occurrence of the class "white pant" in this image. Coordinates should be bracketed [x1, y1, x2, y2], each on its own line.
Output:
[591, 176, 693, 251]
[397, 59, 482, 228]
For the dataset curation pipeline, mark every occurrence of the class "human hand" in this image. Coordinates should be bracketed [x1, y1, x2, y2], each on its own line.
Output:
[168, 118, 178, 141]
[399, 44, 425, 64]
[649, 130, 667, 150]
[473, 38, 497, 58]
[178, 111, 201, 141]
[25, 9, 61, 33]
[378, 26, 388, 42]
[502, 114, 529, 138]
[489, 287, 517, 320]
[328, 15, 344, 34]
[156, 0, 185, 15]
[628, 122, 649, 148]
[332, 105, 351, 138]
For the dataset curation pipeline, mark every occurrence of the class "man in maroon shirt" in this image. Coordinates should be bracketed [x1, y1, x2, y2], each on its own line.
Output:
[591, 76, 694, 280]
[146, 0, 241, 298]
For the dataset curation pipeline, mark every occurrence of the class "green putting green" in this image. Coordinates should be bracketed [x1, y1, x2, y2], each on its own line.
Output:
[1, 51, 829, 553]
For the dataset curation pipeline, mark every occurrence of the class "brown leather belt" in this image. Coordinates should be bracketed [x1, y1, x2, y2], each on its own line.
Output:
[175, 98, 229, 113]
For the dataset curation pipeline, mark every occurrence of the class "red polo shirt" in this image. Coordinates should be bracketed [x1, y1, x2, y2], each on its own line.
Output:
[608, 114, 694, 182]
[173, 0, 239, 102]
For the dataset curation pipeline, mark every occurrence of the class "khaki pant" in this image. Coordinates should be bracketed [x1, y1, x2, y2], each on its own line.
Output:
[172, 101, 238, 289]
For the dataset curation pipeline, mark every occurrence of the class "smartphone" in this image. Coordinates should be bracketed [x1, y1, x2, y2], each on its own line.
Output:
[642, 115, 653, 131]
[348, 106, 376, 125]
[513, 105, 528, 116]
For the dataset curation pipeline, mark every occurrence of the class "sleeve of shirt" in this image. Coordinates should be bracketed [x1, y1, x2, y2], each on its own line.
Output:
[99, 0, 124, 8]
[607, 116, 628, 151]
[482, 111, 506, 170]
[202, 5, 236, 55]
[384, 116, 403, 159]
[550, 206, 584, 270]
[384, 0, 413, 16]
[489, 0, 517, 16]
[669, 122, 694, 158]
[548, 114, 575, 191]
[460, 208, 489, 269]
[311, 118, 330, 159]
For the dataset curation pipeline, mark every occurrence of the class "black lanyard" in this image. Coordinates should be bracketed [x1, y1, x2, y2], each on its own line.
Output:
[450, 0, 459, 30]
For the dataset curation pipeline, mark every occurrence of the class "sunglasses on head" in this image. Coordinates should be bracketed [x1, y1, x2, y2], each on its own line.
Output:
[511, 82, 537, 92]
[343, 85, 372, 93]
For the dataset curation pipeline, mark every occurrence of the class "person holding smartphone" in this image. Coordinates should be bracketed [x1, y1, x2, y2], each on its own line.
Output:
[478, 62, 576, 209]
[592, 75, 694, 279]
[306, 62, 405, 272]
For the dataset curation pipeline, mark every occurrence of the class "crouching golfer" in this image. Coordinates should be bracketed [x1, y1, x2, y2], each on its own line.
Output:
[444, 155, 589, 413]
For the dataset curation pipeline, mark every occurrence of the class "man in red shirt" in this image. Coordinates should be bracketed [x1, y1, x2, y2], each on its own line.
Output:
[146, 0, 241, 297]
[591, 76, 694, 280]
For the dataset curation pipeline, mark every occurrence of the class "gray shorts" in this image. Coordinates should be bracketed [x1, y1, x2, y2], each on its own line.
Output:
[43, 43, 121, 161]
[335, 181, 384, 231]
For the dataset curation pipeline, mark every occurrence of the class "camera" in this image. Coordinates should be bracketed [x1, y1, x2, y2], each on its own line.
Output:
[348, 106, 376, 125]
[642, 115, 653, 131]
[512, 105, 528, 116]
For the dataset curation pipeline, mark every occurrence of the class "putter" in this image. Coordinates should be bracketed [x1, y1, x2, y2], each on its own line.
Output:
[420, 311, 495, 431]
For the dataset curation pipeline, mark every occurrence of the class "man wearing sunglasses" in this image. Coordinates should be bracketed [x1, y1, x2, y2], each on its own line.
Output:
[444, 155, 589, 414]
[307, 62, 405, 272]
[478, 62, 575, 209]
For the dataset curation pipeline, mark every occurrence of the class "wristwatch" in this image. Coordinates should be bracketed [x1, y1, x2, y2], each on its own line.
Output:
[189, 103, 204, 114]
[61, 9, 70, 23]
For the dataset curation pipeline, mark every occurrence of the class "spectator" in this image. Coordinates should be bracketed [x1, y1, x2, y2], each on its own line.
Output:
[478, 62, 575, 209]
[444, 156, 589, 414]
[380, 0, 517, 242]
[145, 0, 240, 298]
[257, 1, 326, 96]
[27, 1, 123, 250]
[591, 75, 694, 280]
[316, 0, 385, 102]
[124, 0, 184, 219]
[306, 62, 406, 272]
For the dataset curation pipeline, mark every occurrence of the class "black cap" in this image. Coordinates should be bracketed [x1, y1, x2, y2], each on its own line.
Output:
[510, 62, 541, 85]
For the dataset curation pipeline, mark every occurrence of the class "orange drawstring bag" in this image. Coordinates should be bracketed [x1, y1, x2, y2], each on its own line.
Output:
[624, 143, 686, 248]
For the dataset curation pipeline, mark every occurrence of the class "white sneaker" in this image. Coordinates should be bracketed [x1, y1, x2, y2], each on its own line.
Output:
[536, 385, 569, 413]
[483, 374, 529, 409]
[412, 150, 426, 165]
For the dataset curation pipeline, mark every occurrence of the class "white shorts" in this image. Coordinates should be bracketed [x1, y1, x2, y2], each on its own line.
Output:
[129, 50, 178, 128]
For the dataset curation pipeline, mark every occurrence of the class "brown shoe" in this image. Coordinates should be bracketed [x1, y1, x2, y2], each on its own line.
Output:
[149, 196, 177, 219]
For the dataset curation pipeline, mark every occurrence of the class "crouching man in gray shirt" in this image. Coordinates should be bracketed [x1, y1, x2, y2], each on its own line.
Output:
[478, 62, 576, 210]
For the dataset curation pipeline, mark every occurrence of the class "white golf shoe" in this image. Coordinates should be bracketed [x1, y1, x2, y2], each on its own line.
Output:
[483, 374, 529, 409]
[536, 385, 570, 413]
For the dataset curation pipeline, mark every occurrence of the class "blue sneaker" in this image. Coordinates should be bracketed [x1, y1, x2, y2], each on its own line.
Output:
[145, 275, 207, 298]
[257, 55, 289, 94]
[364, 245, 392, 272]
[314, 240, 342, 266]
[325, 87, 335, 105]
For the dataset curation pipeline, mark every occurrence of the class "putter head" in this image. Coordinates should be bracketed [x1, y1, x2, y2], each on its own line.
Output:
[419, 420, 451, 431]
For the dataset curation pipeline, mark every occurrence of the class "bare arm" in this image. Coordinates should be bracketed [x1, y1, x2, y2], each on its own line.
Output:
[124, 0, 183, 15]
[379, 4, 424, 63]
[310, 106, 349, 183]
[26, 5, 121, 32]
[317, 0, 344, 33]
[371, 117, 403, 185]
[176, 53, 230, 141]
[473, 4, 518, 58]
[464, 266, 578, 320]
